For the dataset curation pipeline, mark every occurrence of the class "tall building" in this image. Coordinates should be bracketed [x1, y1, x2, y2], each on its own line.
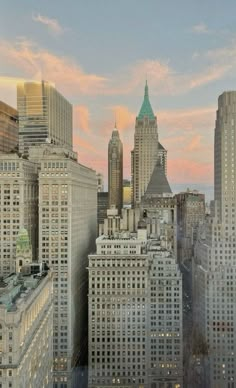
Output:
[88, 232, 183, 388]
[0, 101, 18, 153]
[176, 190, 205, 263]
[17, 81, 72, 155]
[193, 91, 236, 387]
[108, 126, 123, 213]
[140, 161, 177, 254]
[131, 81, 159, 207]
[0, 154, 38, 277]
[0, 264, 53, 388]
[32, 145, 97, 387]
[97, 192, 109, 234]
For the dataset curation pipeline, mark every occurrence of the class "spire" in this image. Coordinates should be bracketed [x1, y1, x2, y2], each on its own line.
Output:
[138, 81, 155, 120]
[144, 162, 172, 197]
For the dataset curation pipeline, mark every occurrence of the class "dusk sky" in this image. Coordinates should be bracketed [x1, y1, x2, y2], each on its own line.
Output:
[1, 0, 236, 190]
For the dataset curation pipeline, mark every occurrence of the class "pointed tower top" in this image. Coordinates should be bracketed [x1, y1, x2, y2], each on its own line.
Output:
[138, 81, 155, 120]
[144, 162, 172, 196]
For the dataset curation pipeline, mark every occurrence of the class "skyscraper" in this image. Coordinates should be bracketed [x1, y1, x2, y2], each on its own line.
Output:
[131, 81, 159, 207]
[108, 126, 123, 213]
[193, 91, 236, 387]
[17, 81, 72, 155]
[31, 144, 97, 387]
[0, 101, 18, 153]
[88, 232, 183, 388]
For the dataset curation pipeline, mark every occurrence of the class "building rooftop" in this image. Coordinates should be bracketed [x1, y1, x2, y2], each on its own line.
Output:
[0, 263, 50, 312]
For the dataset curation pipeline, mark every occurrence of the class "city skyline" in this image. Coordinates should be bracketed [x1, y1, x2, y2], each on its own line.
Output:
[2, 1, 236, 186]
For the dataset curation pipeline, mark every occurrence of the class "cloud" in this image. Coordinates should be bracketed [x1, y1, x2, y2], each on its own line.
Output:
[192, 23, 209, 34]
[73, 105, 90, 134]
[185, 135, 203, 151]
[0, 39, 107, 96]
[32, 13, 64, 35]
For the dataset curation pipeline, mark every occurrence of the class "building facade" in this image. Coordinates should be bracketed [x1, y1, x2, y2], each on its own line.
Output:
[96, 173, 104, 193]
[88, 233, 183, 388]
[0, 101, 18, 153]
[176, 190, 205, 263]
[194, 91, 236, 387]
[0, 267, 53, 388]
[0, 154, 38, 277]
[35, 145, 97, 387]
[17, 81, 72, 155]
[108, 127, 123, 213]
[131, 82, 159, 207]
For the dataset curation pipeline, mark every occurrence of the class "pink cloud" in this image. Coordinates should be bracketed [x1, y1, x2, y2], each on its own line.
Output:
[0, 39, 107, 96]
[73, 105, 90, 134]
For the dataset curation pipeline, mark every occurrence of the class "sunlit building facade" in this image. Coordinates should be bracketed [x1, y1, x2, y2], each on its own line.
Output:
[0, 267, 53, 388]
[17, 81, 72, 155]
[0, 101, 18, 153]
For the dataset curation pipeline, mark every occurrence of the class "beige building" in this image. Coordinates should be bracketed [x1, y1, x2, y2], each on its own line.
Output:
[88, 233, 183, 388]
[0, 266, 53, 388]
[0, 154, 38, 277]
[194, 92, 236, 387]
[0, 101, 18, 153]
[108, 126, 123, 213]
[32, 144, 97, 387]
[17, 81, 72, 155]
[131, 81, 159, 207]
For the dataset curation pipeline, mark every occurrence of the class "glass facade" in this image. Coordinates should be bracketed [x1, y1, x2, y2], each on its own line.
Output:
[0, 101, 18, 153]
[17, 81, 72, 155]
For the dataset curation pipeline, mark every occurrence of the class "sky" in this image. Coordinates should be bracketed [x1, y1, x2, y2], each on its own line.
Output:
[1, 0, 236, 193]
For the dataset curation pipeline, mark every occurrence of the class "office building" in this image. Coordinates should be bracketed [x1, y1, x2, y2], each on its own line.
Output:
[17, 81, 72, 155]
[0, 265, 53, 388]
[194, 92, 236, 387]
[34, 144, 97, 387]
[131, 81, 159, 207]
[108, 126, 123, 213]
[97, 192, 109, 234]
[0, 153, 38, 277]
[88, 232, 183, 388]
[176, 190, 205, 263]
[0, 101, 18, 153]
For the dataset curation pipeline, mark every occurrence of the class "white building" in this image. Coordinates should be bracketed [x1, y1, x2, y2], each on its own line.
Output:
[194, 91, 236, 387]
[34, 145, 97, 387]
[88, 232, 183, 388]
[0, 154, 38, 277]
[0, 266, 53, 388]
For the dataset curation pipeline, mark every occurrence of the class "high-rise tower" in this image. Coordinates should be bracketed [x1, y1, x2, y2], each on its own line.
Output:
[108, 126, 123, 213]
[131, 81, 159, 207]
[17, 81, 72, 155]
[193, 91, 236, 387]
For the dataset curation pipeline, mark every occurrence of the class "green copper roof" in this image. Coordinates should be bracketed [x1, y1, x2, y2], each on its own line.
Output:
[16, 228, 30, 251]
[138, 81, 155, 120]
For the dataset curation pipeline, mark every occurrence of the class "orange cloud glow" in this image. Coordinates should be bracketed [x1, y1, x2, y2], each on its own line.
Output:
[73, 105, 90, 134]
